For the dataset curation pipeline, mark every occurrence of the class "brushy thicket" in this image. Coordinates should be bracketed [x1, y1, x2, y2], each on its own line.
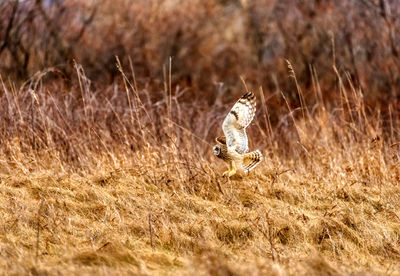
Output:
[0, 0, 400, 275]
[1, 0, 400, 102]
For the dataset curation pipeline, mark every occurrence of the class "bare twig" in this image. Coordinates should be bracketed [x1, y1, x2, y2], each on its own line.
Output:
[149, 213, 154, 250]
[0, 0, 19, 55]
[36, 200, 44, 261]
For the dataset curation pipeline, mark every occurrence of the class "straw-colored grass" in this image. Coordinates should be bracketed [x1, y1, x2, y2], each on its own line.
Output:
[0, 62, 399, 275]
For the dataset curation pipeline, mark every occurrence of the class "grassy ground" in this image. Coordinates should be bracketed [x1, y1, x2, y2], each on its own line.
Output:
[0, 67, 399, 275]
[1, 138, 400, 275]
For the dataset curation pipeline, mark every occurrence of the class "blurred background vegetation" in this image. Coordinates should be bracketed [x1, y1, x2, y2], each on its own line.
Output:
[1, 0, 399, 105]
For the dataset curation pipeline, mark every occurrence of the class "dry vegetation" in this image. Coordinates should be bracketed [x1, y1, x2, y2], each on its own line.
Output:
[1, 0, 400, 275]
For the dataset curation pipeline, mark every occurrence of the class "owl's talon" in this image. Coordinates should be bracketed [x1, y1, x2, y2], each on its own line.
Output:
[222, 170, 236, 178]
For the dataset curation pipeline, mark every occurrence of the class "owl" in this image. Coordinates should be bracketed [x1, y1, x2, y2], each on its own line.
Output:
[213, 91, 263, 177]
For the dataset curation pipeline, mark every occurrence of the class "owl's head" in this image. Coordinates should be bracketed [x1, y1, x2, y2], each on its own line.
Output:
[213, 145, 221, 156]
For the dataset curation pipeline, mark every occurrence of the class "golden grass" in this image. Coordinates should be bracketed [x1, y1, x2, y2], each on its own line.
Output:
[0, 63, 399, 275]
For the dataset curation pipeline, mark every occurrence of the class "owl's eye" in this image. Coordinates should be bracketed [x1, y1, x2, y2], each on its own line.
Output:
[213, 145, 221, 155]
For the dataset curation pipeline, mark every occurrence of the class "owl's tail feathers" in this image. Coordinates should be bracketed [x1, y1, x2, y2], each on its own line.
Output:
[242, 150, 263, 172]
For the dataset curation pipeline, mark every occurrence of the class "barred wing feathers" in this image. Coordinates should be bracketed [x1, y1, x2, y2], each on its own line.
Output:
[222, 92, 256, 154]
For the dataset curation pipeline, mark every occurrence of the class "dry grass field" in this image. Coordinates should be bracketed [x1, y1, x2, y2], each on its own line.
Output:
[1, 0, 400, 275]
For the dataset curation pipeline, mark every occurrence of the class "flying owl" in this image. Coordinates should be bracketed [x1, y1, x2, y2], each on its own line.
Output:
[213, 91, 263, 177]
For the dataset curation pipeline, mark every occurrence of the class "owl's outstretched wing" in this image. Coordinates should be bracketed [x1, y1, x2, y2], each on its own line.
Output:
[222, 92, 256, 154]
